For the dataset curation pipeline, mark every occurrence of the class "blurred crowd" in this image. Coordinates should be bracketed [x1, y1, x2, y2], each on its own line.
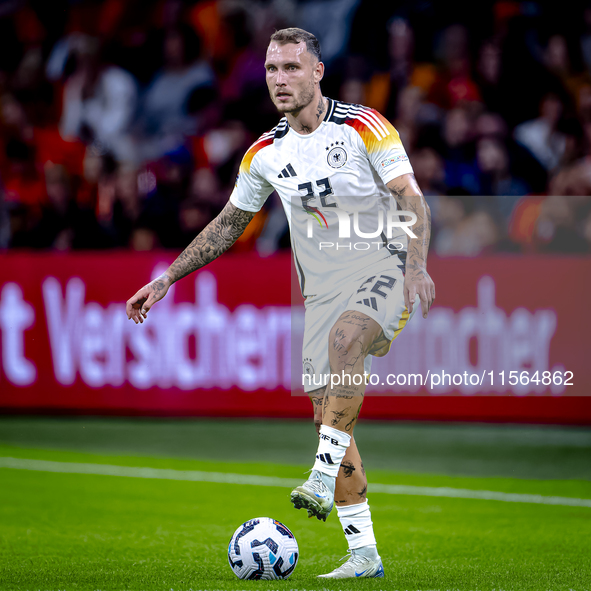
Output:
[1, 0, 591, 255]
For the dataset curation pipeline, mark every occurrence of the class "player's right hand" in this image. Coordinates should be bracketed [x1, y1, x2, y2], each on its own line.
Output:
[126, 274, 172, 324]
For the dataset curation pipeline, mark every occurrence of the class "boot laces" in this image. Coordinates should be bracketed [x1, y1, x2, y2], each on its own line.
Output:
[338, 550, 369, 567]
[305, 474, 329, 495]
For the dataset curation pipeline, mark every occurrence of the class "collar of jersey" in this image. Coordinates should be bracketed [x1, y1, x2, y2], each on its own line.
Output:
[286, 97, 335, 139]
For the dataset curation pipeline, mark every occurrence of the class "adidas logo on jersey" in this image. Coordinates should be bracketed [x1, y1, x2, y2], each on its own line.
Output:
[344, 524, 361, 535]
[278, 163, 297, 178]
[356, 297, 378, 311]
[316, 453, 335, 465]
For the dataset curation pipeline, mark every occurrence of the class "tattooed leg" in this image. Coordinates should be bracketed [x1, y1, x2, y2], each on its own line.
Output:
[335, 437, 368, 506]
[308, 387, 326, 436]
[309, 387, 367, 505]
[322, 310, 382, 434]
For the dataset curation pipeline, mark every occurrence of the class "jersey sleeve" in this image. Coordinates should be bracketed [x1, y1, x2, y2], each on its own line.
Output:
[229, 136, 275, 213]
[350, 108, 414, 185]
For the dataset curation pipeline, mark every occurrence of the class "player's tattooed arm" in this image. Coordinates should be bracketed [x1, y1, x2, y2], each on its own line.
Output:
[167, 201, 256, 282]
[126, 202, 255, 323]
[387, 173, 436, 319]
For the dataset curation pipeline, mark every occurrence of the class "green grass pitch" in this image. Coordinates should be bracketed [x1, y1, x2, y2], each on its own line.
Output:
[0, 417, 590, 591]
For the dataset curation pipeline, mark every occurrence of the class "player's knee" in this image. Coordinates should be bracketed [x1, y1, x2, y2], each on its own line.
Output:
[328, 323, 364, 360]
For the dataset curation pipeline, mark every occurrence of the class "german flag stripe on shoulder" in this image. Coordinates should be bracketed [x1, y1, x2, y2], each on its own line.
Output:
[240, 133, 274, 174]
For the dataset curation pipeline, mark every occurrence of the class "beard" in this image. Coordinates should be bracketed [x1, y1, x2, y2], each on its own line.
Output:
[272, 78, 316, 114]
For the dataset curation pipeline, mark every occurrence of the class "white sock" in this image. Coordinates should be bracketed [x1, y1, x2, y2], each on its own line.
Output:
[337, 500, 377, 551]
[312, 425, 351, 477]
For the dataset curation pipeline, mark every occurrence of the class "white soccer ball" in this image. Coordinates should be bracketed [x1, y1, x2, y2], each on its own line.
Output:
[227, 517, 299, 580]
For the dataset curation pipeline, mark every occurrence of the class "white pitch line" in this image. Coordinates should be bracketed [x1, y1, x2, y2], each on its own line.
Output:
[0, 457, 302, 488]
[369, 483, 591, 508]
[1, 457, 590, 509]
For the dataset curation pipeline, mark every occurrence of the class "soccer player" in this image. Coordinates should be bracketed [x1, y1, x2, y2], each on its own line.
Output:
[126, 28, 435, 579]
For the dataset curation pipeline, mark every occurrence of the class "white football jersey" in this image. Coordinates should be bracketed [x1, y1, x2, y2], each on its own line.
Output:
[230, 98, 414, 299]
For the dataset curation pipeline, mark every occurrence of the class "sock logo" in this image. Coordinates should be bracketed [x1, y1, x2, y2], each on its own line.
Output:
[320, 434, 339, 445]
[344, 524, 361, 535]
[315, 453, 335, 464]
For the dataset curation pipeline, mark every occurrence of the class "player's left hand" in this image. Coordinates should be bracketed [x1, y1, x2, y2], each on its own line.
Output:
[126, 274, 172, 324]
[404, 270, 435, 319]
